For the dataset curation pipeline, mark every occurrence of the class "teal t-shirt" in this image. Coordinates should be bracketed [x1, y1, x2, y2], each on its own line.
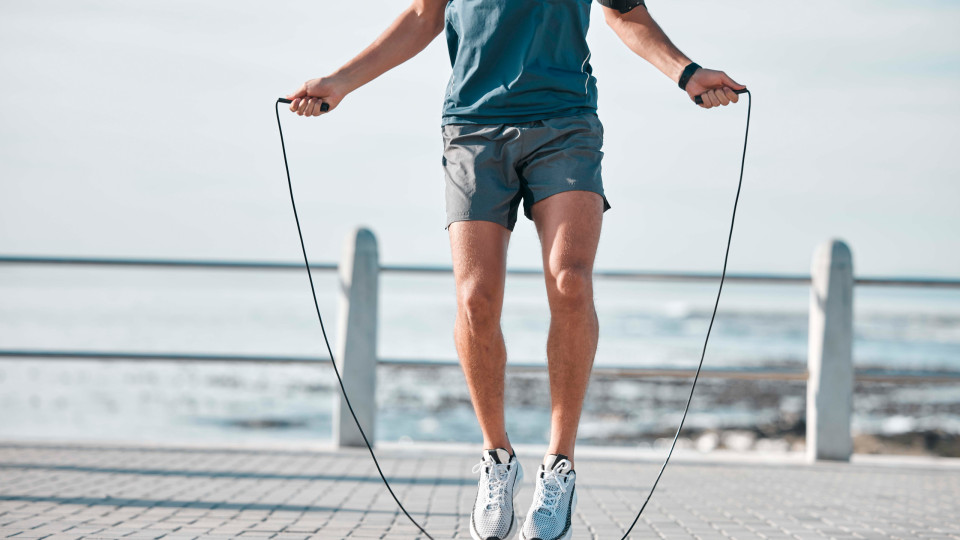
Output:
[441, 0, 599, 125]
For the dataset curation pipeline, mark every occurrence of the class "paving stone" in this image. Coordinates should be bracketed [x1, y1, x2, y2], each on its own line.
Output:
[0, 443, 958, 539]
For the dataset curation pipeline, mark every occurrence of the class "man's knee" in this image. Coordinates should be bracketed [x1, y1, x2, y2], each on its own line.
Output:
[457, 282, 501, 327]
[549, 266, 593, 309]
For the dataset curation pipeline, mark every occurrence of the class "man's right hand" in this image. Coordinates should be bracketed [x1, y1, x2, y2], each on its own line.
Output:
[286, 76, 349, 117]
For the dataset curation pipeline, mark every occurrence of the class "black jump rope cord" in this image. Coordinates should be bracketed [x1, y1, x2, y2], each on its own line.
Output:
[275, 89, 751, 540]
[273, 100, 434, 540]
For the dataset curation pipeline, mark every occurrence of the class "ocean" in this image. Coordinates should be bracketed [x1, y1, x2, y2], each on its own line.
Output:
[1, 265, 958, 449]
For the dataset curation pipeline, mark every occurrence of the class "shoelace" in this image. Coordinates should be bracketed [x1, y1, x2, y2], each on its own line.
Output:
[533, 459, 572, 518]
[472, 460, 511, 510]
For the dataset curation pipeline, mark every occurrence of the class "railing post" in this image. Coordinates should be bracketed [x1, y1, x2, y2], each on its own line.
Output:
[334, 227, 379, 448]
[806, 239, 854, 462]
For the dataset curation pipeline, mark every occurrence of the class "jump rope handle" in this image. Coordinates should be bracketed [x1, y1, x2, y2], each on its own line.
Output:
[694, 87, 748, 105]
[277, 97, 330, 111]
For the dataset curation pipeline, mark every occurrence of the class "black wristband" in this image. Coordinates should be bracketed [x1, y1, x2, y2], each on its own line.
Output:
[678, 62, 701, 91]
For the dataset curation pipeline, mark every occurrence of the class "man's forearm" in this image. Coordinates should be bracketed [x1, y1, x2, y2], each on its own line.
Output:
[333, 7, 444, 93]
[604, 6, 692, 84]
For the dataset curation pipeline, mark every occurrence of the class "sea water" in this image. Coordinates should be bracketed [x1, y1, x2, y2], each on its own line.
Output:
[1, 266, 958, 445]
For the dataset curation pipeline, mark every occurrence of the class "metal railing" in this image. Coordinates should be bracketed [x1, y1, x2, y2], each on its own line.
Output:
[3, 254, 960, 287]
[2, 235, 959, 460]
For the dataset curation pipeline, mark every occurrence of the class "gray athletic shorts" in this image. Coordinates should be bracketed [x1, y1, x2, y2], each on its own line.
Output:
[441, 112, 611, 231]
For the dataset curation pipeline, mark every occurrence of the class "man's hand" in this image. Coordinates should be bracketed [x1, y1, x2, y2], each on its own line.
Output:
[685, 68, 745, 109]
[286, 76, 349, 117]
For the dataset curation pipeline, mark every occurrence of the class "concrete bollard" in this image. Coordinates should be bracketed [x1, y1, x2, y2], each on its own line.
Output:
[806, 239, 854, 462]
[334, 227, 379, 448]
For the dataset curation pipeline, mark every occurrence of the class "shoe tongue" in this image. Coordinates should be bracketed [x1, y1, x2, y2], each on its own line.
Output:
[542, 453, 571, 471]
[484, 448, 512, 464]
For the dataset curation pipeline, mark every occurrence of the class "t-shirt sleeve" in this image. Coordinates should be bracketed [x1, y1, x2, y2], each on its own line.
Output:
[596, 0, 646, 14]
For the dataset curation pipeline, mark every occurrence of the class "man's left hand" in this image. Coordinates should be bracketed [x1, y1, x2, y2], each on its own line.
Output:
[685, 68, 745, 108]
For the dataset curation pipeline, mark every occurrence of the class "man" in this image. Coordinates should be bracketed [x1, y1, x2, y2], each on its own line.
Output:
[287, 1, 744, 538]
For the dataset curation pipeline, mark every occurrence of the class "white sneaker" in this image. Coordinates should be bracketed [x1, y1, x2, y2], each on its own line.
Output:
[470, 448, 524, 540]
[519, 454, 577, 540]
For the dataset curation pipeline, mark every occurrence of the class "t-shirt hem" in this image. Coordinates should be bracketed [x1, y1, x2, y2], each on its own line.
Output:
[440, 107, 597, 126]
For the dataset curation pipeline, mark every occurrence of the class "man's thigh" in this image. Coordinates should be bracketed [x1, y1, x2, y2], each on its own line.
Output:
[448, 220, 512, 298]
[531, 190, 604, 278]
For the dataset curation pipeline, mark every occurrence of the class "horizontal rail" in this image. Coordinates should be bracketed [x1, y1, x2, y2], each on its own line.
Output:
[391, 264, 815, 284]
[2, 255, 959, 287]
[0, 255, 338, 272]
[852, 277, 960, 288]
[2, 350, 958, 383]
[0, 350, 328, 364]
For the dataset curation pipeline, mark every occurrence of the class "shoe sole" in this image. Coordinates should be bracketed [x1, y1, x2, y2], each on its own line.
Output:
[518, 490, 577, 540]
[470, 466, 524, 540]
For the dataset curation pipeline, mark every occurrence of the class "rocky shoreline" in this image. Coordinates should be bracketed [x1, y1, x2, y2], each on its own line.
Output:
[383, 364, 960, 458]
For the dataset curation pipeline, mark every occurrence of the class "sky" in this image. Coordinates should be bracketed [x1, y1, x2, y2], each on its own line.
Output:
[1, 0, 959, 277]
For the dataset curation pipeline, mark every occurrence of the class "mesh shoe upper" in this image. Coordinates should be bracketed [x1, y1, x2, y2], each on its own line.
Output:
[471, 448, 523, 540]
[520, 454, 576, 540]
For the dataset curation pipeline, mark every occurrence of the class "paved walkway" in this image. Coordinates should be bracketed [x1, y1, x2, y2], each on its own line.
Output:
[0, 442, 958, 540]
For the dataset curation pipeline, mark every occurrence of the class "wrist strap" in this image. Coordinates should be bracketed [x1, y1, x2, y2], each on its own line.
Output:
[678, 62, 701, 91]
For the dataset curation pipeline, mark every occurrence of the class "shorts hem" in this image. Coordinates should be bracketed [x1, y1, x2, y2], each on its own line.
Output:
[523, 187, 612, 221]
[445, 213, 516, 232]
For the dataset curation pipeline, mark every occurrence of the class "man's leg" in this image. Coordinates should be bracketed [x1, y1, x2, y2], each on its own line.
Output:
[531, 190, 604, 467]
[449, 219, 514, 454]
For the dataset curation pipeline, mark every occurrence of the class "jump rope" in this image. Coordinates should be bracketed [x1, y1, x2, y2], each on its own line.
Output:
[275, 86, 751, 539]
